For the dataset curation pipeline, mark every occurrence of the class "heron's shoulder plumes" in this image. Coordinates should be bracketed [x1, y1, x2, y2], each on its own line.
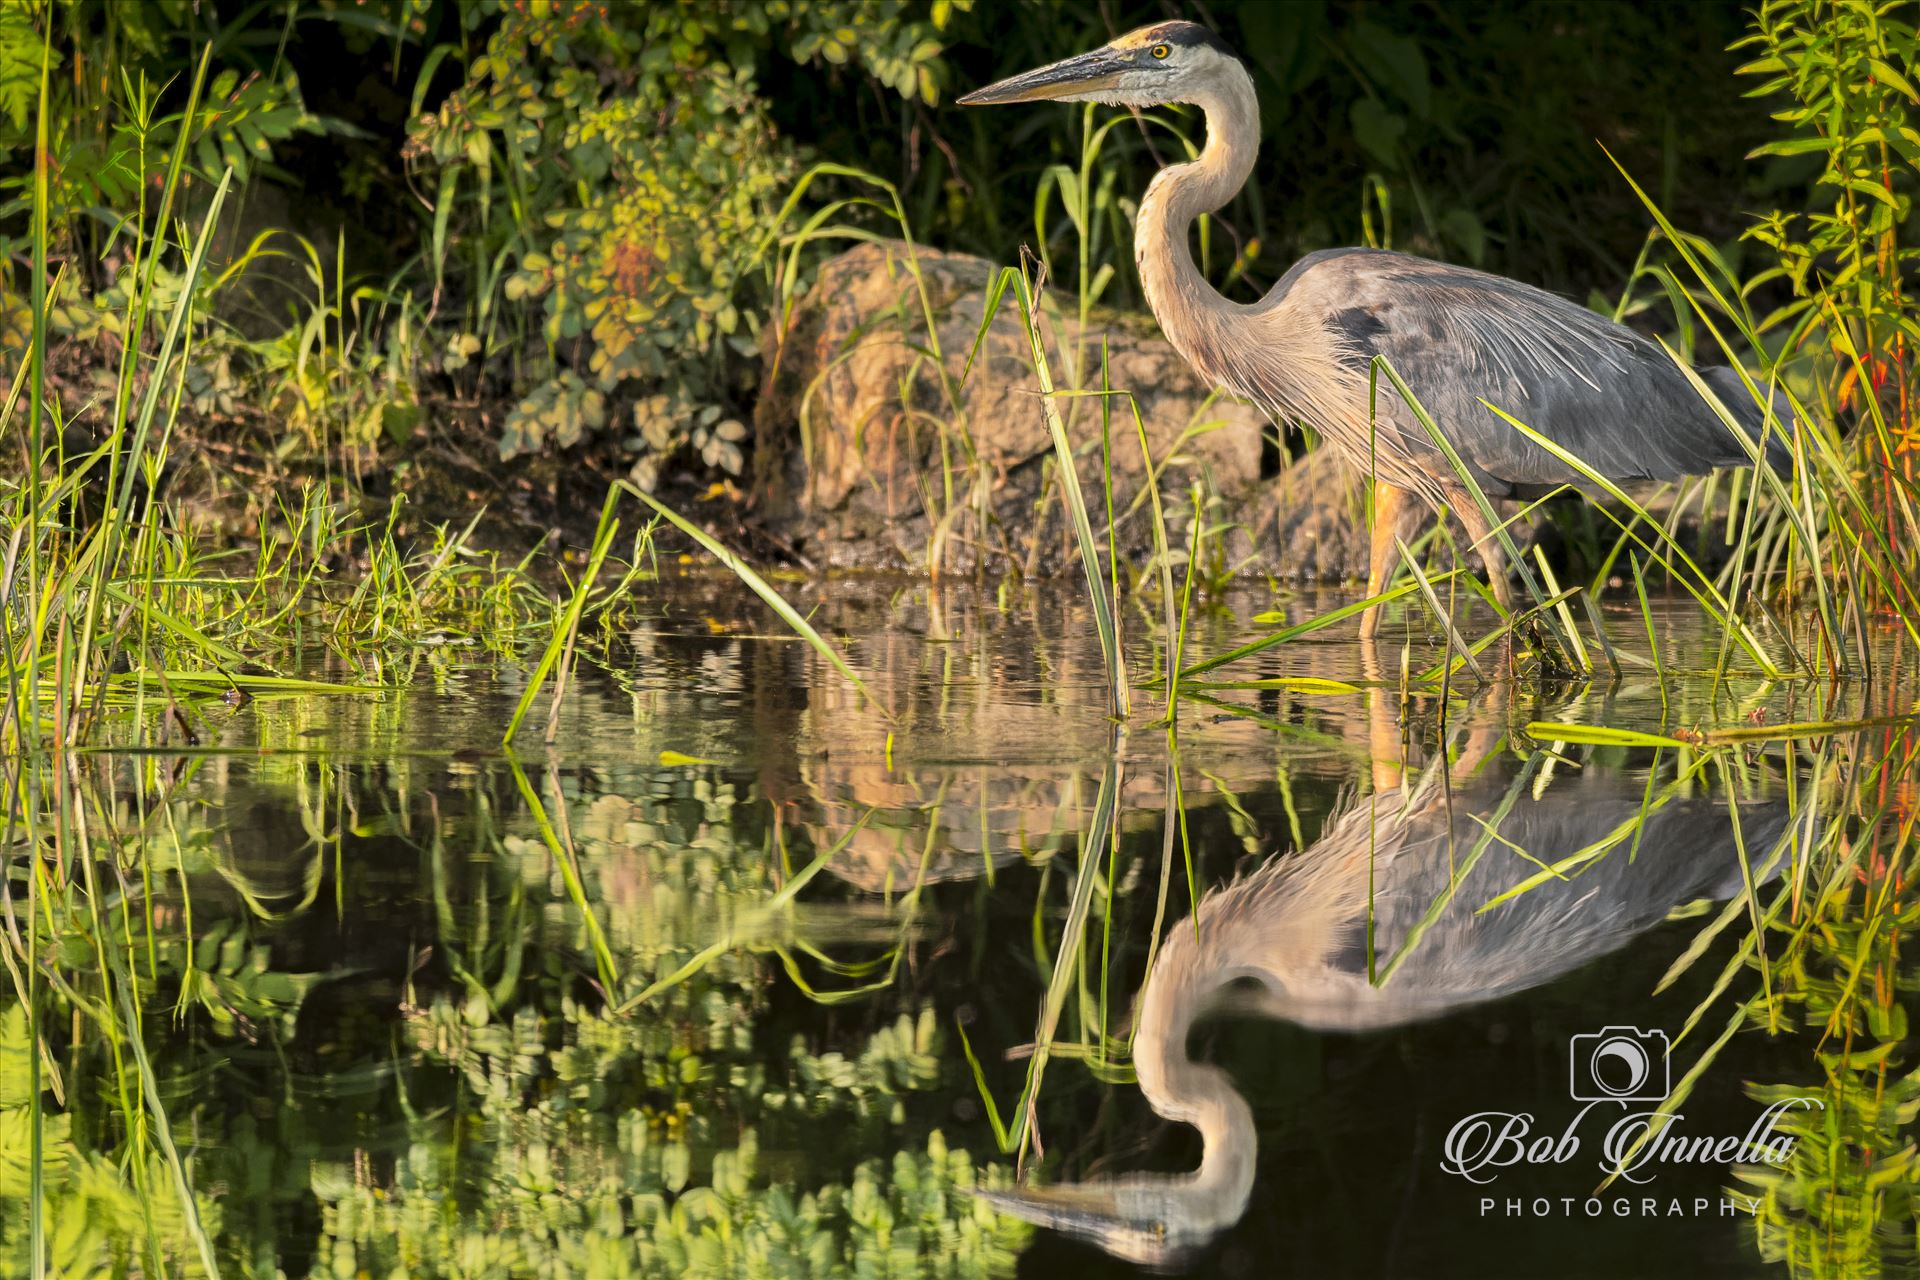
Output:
[1244, 247, 1800, 494]
[1270, 250, 1640, 392]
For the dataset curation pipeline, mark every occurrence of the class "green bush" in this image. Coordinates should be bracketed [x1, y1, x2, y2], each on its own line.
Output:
[1737, 0, 1920, 599]
[408, 0, 966, 483]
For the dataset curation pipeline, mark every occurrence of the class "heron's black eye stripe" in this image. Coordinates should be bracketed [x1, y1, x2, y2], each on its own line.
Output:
[1150, 43, 1171, 59]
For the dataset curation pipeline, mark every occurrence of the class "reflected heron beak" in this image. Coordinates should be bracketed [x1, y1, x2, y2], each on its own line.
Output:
[957, 48, 1131, 105]
[969, 1181, 1203, 1270]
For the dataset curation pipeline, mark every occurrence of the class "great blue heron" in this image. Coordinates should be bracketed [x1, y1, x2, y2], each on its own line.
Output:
[960, 21, 1793, 639]
[972, 758, 1793, 1267]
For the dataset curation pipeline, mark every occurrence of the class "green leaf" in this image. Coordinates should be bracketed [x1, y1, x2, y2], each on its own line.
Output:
[0, 2, 42, 130]
[1870, 57, 1919, 102]
[658, 750, 717, 766]
[1749, 136, 1834, 157]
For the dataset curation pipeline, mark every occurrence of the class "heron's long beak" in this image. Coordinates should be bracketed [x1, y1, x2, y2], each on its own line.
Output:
[972, 1181, 1128, 1232]
[969, 1182, 1193, 1269]
[957, 48, 1129, 105]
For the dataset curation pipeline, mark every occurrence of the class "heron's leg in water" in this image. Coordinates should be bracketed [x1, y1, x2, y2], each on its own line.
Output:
[1360, 645, 1405, 791]
[1442, 485, 1517, 621]
[1358, 481, 1412, 641]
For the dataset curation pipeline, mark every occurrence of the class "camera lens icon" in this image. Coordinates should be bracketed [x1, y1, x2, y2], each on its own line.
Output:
[1569, 1027, 1671, 1103]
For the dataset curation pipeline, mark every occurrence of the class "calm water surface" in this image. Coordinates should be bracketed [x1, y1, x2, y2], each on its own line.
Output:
[14, 577, 1918, 1278]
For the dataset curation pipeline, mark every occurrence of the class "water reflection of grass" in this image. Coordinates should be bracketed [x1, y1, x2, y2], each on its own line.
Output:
[5, 604, 1917, 1274]
[4, 29, 1920, 1280]
[2, 750, 1039, 1275]
[1733, 722, 1920, 1277]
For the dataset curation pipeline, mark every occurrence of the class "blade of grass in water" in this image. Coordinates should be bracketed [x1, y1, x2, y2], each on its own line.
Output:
[114, 969, 222, 1278]
[1166, 485, 1205, 719]
[1395, 536, 1486, 681]
[1132, 753, 1180, 1052]
[1523, 722, 1693, 748]
[1177, 573, 1462, 681]
[1530, 547, 1592, 674]
[622, 482, 885, 716]
[1595, 1002, 1746, 1193]
[1125, 391, 1180, 718]
[1010, 259, 1129, 718]
[616, 810, 876, 1012]
[1007, 743, 1122, 1164]
[957, 1018, 1018, 1151]
[1374, 761, 1536, 987]
[1183, 676, 1366, 694]
[1368, 355, 1579, 662]
[1630, 553, 1669, 712]
[1485, 402, 1784, 678]
[506, 758, 619, 996]
[503, 487, 623, 746]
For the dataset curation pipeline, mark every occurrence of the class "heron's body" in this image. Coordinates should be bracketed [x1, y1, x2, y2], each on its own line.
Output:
[1153, 245, 1786, 508]
[963, 20, 1791, 636]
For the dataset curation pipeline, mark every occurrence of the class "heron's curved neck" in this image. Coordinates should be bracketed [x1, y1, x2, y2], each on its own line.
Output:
[1135, 62, 1262, 367]
[1134, 985, 1258, 1211]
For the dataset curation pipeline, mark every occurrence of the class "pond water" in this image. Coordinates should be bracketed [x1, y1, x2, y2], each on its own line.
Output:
[9, 575, 1917, 1278]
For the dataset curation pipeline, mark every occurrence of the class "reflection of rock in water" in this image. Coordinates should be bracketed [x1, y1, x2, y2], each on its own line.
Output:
[979, 764, 1794, 1269]
[804, 755, 1301, 894]
[803, 758, 1080, 891]
[796, 623, 1344, 892]
[792, 590, 1118, 890]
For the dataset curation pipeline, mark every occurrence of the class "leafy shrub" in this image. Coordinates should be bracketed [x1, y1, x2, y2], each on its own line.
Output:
[0, 4, 334, 264]
[409, 0, 965, 484]
[494, 67, 788, 473]
[1738, 0, 1919, 596]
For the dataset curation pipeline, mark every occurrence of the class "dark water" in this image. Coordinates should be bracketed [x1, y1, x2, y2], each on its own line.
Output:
[9, 577, 1917, 1278]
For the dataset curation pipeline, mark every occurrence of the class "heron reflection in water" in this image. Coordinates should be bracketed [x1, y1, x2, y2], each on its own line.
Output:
[975, 721, 1792, 1268]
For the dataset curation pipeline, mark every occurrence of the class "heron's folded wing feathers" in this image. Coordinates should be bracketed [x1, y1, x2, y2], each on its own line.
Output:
[1289, 252, 1781, 493]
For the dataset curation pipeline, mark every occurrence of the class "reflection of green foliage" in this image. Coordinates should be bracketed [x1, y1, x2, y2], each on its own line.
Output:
[1735, 772, 1920, 1278]
[349, 958, 1020, 1276]
[173, 920, 331, 1040]
[0, 1007, 220, 1279]
[1742, 1065, 1920, 1279]
[315, 1124, 1021, 1278]
[1, 756, 1023, 1276]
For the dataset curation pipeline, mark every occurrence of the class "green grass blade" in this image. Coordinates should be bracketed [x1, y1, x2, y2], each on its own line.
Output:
[1010, 263, 1129, 717]
[1177, 573, 1461, 680]
[623, 483, 885, 717]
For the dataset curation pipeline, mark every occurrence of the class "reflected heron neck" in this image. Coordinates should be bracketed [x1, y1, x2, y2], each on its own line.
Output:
[1133, 971, 1260, 1213]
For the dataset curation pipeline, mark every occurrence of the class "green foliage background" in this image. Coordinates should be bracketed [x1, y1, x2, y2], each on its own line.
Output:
[0, 0, 1801, 489]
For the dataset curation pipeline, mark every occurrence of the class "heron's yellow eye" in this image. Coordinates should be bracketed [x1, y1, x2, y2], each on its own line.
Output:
[1150, 43, 1171, 60]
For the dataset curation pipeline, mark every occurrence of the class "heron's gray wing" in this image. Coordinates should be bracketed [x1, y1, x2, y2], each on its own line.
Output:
[1362, 780, 1790, 1001]
[1295, 250, 1784, 495]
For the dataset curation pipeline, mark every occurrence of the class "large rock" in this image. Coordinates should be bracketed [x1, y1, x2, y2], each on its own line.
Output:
[754, 240, 1330, 575]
